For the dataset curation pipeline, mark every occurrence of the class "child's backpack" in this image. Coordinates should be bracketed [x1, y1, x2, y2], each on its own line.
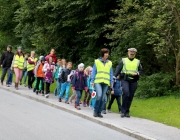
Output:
[67, 70, 76, 83]
[75, 70, 86, 80]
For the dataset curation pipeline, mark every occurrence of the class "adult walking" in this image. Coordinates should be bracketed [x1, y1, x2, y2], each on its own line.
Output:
[91, 48, 113, 118]
[45, 49, 57, 64]
[114, 48, 142, 118]
[0, 45, 14, 86]
[11, 47, 25, 90]
[27, 51, 38, 89]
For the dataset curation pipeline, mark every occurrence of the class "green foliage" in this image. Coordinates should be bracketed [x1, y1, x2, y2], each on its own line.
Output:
[136, 72, 176, 98]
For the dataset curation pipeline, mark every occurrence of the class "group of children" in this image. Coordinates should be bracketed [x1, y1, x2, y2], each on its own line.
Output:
[19, 55, 123, 113]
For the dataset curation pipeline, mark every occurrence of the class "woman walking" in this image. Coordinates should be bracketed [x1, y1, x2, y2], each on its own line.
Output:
[11, 47, 25, 90]
[91, 48, 113, 118]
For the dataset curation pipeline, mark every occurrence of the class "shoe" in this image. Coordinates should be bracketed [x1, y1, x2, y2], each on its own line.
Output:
[125, 113, 130, 118]
[98, 114, 103, 118]
[107, 109, 111, 113]
[65, 101, 69, 104]
[76, 106, 81, 110]
[93, 113, 98, 117]
[83, 102, 86, 107]
[45, 94, 49, 98]
[6, 84, 10, 87]
[36, 90, 38, 95]
[79, 101, 82, 104]
[15, 83, 18, 90]
[59, 98, 62, 102]
[33, 88, 36, 92]
[121, 113, 125, 118]
[102, 110, 106, 114]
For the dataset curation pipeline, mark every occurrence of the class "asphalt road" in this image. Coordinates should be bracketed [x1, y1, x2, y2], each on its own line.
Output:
[0, 89, 136, 140]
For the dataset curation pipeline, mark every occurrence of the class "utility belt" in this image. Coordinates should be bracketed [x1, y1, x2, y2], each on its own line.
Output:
[121, 73, 139, 81]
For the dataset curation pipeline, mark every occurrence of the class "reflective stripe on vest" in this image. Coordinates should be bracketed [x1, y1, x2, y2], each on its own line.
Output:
[27, 57, 38, 71]
[121, 58, 140, 75]
[94, 59, 112, 86]
[13, 55, 24, 70]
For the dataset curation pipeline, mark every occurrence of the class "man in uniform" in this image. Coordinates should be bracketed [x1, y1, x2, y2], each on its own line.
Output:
[114, 48, 142, 118]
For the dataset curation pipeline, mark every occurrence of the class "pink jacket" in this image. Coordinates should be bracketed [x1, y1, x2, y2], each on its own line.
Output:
[42, 61, 56, 74]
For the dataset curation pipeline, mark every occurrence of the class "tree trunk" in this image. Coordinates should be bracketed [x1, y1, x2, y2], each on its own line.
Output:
[169, 0, 180, 85]
[176, 55, 180, 85]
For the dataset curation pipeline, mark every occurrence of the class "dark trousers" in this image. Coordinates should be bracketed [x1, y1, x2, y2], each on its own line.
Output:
[45, 82, 50, 94]
[28, 71, 35, 88]
[83, 90, 91, 104]
[34, 77, 44, 91]
[121, 80, 137, 114]
[107, 95, 121, 112]
[1, 67, 10, 83]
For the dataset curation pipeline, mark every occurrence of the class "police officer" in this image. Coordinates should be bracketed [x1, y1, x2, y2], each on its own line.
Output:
[114, 48, 142, 118]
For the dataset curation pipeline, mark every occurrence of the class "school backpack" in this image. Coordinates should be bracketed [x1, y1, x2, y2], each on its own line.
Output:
[69, 70, 86, 83]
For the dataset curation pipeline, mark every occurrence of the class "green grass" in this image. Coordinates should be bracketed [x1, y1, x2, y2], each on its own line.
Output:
[1, 69, 180, 128]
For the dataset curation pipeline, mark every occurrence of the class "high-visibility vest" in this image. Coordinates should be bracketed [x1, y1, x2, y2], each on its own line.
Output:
[27, 57, 38, 71]
[94, 59, 112, 86]
[121, 58, 140, 75]
[13, 55, 24, 70]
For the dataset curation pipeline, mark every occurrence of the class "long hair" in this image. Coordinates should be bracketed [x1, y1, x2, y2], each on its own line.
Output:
[84, 66, 92, 76]
[15, 50, 24, 57]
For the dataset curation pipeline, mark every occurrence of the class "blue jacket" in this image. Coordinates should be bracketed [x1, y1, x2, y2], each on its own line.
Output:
[91, 57, 113, 85]
[87, 76, 93, 91]
[72, 70, 88, 91]
[112, 79, 122, 96]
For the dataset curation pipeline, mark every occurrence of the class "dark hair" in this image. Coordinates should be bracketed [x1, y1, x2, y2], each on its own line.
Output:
[15, 50, 24, 57]
[100, 48, 110, 57]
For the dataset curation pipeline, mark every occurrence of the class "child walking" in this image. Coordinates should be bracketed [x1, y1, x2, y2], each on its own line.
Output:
[54, 59, 62, 96]
[43, 56, 56, 98]
[34, 56, 46, 95]
[107, 76, 122, 113]
[83, 66, 93, 107]
[72, 63, 88, 110]
[20, 53, 29, 86]
[58, 62, 72, 103]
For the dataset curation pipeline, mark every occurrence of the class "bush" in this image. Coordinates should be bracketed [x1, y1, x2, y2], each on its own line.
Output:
[135, 72, 176, 98]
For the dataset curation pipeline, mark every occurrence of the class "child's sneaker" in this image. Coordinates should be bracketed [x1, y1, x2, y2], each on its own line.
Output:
[102, 110, 106, 114]
[45, 94, 49, 98]
[76, 106, 81, 110]
[83, 102, 86, 107]
[65, 101, 69, 104]
[59, 98, 62, 102]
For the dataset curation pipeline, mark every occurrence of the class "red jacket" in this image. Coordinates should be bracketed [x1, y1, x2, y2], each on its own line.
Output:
[45, 54, 57, 64]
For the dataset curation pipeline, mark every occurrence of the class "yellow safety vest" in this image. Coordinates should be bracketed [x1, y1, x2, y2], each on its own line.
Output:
[13, 55, 24, 70]
[94, 59, 112, 86]
[121, 58, 140, 75]
[27, 57, 38, 71]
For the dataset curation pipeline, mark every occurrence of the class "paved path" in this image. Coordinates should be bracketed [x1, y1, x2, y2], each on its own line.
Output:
[0, 85, 180, 140]
[0, 89, 136, 140]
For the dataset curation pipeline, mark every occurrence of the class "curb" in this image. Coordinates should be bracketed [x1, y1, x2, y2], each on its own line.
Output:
[1, 86, 157, 140]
